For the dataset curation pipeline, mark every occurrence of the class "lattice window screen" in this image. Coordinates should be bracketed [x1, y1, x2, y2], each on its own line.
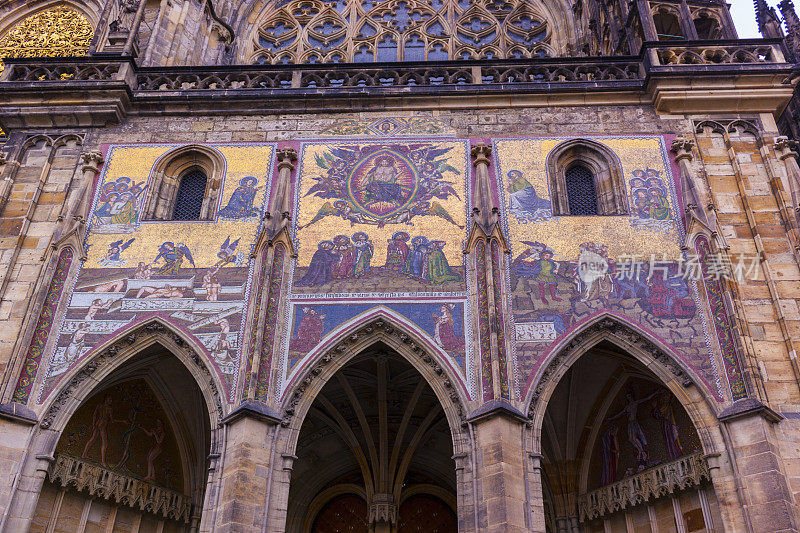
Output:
[565, 165, 598, 215]
[172, 170, 207, 220]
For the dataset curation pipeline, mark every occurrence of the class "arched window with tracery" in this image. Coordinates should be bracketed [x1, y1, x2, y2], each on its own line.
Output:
[249, 0, 555, 64]
[693, 12, 722, 40]
[547, 139, 628, 216]
[653, 8, 684, 41]
[143, 145, 224, 221]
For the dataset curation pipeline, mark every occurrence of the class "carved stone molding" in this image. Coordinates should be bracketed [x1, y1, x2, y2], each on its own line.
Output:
[41, 320, 224, 429]
[368, 493, 397, 526]
[281, 318, 467, 428]
[80, 150, 104, 174]
[48, 453, 191, 523]
[470, 143, 491, 166]
[670, 135, 695, 161]
[577, 452, 710, 522]
[527, 318, 694, 418]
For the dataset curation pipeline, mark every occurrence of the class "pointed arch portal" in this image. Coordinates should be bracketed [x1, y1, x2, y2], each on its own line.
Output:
[288, 343, 458, 532]
[526, 318, 727, 532]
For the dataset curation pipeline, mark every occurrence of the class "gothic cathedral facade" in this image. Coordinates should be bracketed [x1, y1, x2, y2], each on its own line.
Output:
[0, 0, 798, 531]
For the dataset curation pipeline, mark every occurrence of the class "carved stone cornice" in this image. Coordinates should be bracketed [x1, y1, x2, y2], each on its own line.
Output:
[527, 318, 693, 419]
[281, 318, 467, 428]
[41, 320, 224, 429]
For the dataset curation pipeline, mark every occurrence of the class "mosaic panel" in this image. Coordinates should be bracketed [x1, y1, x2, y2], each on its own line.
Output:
[495, 136, 723, 400]
[284, 301, 468, 379]
[13, 247, 73, 404]
[39, 144, 274, 402]
[283, 139, 472, 398]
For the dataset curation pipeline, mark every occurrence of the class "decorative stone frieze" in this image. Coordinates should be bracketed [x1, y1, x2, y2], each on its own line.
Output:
[41, 320, 224, 429]
[577, 452, 710, 521]
[48, 453, 191, 523]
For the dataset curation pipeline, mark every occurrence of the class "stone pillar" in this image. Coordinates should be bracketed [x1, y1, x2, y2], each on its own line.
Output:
[272, 147, 298, 226]
[773, 136, 800, 228]
[468, 406, 529, 533]
[368, 492, 396, 533]
[212, 403, 282, 533]
[719, 400, 800, 533]
[470, 142, 496, 228]
[64, 150, 103, 228]
[526, 452, 547, 532]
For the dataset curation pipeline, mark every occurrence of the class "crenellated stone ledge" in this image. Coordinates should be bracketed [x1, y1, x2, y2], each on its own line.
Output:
[47, 453, 191, 523]
[577, 451, 710, 522]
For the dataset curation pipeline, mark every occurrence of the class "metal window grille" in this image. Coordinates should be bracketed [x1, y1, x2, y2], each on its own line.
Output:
[172, 170, 207, 220]
[565, 165, 599, 215]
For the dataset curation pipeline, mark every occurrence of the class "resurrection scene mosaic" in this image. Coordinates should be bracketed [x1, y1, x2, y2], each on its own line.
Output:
[38, 144, 274, 402]
[495, 136, 730, 400]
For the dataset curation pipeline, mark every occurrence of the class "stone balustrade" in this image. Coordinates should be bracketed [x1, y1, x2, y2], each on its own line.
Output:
[577, 451, 711, 522]
[47, 453, 191, 523]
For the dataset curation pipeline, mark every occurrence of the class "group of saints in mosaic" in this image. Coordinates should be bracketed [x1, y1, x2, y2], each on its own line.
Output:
[15, 128, 741, 489]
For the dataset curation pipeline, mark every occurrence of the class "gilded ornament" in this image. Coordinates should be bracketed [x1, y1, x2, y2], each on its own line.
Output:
[0, 6, 94, 74]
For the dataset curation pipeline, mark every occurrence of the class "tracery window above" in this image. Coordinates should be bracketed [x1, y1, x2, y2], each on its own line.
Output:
[251, 0, 553, 64]
[0, 6, 93, 74]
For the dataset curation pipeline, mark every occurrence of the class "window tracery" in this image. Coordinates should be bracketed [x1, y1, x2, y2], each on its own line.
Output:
[0, 6, 93, 74]
[251, 0, 554, 64]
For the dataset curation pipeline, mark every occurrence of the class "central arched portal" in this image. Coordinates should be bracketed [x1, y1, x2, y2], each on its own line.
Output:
[287, 342, 458, 533]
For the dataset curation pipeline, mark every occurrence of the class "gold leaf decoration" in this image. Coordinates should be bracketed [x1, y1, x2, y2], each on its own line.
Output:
[0, 5, 93, 136]
[0, 6, 93, 74]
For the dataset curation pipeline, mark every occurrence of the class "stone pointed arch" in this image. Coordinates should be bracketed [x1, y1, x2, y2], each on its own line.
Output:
[0, 1, 101, 46]
[143, 144, 227, 221]
[40, 317, 226, 432]
[280, 309, 471, 444]
[546, 137, 628, 215]
[524, 313, 722, 450]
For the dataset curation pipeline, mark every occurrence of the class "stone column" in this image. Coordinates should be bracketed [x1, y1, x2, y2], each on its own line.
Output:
[272, 148, 298, 225]
[718, 401, 800, 533]
[471, 143, 496, 228]
[211, 404, 282, 533]
[468, 406, 529, 533]
[64, 150, 103, 228]
[773, 136, 800, 228]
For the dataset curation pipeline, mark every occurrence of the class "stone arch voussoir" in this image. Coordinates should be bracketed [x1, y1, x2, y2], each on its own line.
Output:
[524, 314, 721, 450]
[39, 317, 226, 434]
[279, 311, 471, 452]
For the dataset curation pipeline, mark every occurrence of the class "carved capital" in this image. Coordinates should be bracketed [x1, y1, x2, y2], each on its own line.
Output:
[774, 135, 800, 161]
[670, 136, 695, 161]
[470, 143, 491, 166]
[210, 21, 232, 44]
[80, 150, 104, 175]
[276, 147, 298, 172]
[368, 493, 397, 525]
